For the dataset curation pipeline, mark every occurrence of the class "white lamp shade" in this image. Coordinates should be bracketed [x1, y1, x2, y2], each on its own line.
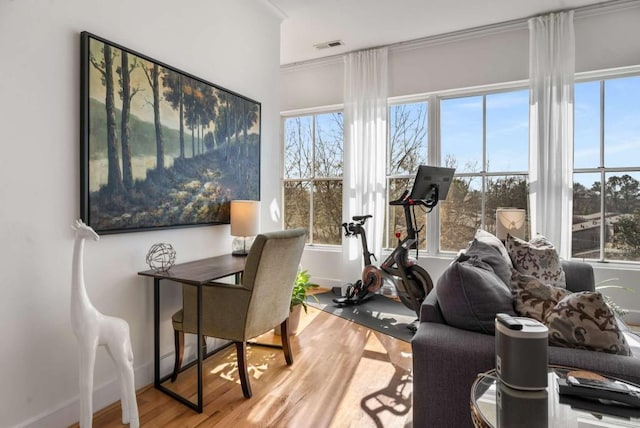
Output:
[496, 208, 526, 241]
[230, 200, 260, 237]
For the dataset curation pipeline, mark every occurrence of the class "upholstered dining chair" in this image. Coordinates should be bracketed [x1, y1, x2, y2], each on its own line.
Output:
[170, 228, 307, 398]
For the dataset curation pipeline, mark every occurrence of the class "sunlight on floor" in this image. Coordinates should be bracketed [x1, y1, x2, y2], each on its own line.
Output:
[87, 305, 413, 427]
[329, 330, 414, 427]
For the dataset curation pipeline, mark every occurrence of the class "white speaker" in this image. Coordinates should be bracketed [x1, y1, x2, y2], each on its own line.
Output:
[495, 314, 548, 390]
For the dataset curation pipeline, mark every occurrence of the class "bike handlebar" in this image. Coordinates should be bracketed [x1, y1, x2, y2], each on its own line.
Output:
[343, 184, 440, 236]
[389, 189, 409, 205]
[389, 185, 440, 210]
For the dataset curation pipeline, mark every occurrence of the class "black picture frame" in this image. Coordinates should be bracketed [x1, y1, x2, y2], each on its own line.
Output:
[80, 31, 260, 235]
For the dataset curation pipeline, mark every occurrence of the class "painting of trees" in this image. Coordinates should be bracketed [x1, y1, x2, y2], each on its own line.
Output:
[88, 43, 124, 196]
[142, 62, 165, 170]
[81, 32, 260, 234]
[117, 52, 141, 190]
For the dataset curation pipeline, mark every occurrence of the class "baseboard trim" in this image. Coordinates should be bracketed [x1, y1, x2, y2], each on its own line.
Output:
[17, 338, 230, 428]
[16, 361, 153, 428]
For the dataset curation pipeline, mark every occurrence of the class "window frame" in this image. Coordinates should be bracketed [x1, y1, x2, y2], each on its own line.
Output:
[280, 67, 640, 266]
[281, 106, 344, 246]
[386, 81, 530, 255]
[572, 67, 640, 264]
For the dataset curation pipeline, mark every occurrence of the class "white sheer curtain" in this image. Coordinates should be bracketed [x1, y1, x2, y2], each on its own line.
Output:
[342, 47, 388, 282]
[528, 11, 575, 258]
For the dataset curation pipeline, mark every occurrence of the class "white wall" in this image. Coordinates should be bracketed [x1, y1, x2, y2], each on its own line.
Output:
[281, 4, 640, 324]
[0, 1, 281, 426]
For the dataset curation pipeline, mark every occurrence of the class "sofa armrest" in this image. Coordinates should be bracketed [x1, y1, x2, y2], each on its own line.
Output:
[549, 346, 640, 385]
[561, 260, 595, 292]
[419, 290, 446, 323]
[412, 322, 495, 428]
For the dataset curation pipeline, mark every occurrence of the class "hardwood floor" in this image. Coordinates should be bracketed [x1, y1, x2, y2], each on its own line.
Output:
[73, 304, 414, 427]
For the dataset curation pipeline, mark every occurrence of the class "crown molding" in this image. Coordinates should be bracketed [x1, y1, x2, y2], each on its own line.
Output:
[280, 0, 640, 71]
[258, 0, 288, 21]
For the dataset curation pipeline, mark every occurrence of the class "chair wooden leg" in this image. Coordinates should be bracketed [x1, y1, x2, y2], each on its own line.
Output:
[171, 330, 184, 382]
[235, 341, 252, 398]
[280, 319, 294, 365]
[201, 335, 207, 357]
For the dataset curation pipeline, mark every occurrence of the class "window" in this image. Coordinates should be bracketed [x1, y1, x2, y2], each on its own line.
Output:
[384, 88, 529, 253]
[282, 71, 640, 265]
[283, 112, 344, 245]
[439, 89, 529, 252]
[572, 75, 640, 262]
[386, 101, 428, 249]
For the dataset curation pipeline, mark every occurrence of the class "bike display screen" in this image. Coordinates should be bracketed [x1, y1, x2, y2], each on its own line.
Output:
[409, 165, 455, 201]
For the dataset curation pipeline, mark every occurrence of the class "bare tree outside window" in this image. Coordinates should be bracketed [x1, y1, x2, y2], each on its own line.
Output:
[573, 76, 640, 262]
[440, 89, 529, 252]
[386, 102, 428, 248]
[282, 75, 640, 265]
[283, 112, 343, 245]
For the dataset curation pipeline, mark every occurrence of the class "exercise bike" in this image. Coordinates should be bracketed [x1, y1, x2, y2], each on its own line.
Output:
[333, 165, 455, 319]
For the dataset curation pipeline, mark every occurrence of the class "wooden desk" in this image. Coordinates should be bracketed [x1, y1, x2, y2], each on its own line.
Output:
[138, 254, 246, 413]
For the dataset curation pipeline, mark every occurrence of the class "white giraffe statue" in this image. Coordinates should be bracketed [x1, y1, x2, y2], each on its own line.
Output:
[71, 219, 139, 428]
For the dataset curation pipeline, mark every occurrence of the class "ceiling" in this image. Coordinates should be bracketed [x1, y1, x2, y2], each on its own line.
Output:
[269, 0, 619, 65]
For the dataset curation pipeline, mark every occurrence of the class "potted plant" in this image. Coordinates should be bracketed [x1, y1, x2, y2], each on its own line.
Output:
[596, 278, 636, 318]
[275, 269, 319, 336]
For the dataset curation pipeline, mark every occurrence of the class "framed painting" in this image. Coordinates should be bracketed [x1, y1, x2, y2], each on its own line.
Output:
[80, 31, 260, 234]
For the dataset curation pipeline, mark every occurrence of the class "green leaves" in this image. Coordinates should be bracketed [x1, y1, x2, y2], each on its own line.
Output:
[291, 269, 319, 313]
[596, 279, 636, 317]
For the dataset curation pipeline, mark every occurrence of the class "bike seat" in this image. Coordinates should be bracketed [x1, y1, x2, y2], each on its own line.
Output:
[352, 215, 372, 222]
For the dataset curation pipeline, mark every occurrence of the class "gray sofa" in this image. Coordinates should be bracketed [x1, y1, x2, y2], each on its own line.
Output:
[411, 260, 640, 428]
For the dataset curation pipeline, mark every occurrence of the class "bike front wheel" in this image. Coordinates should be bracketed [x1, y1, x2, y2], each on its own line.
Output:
[398, 265, 434, 317]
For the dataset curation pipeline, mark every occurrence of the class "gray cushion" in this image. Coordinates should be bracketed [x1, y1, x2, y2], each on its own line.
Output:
[436, 256, 516, 335]
[475, 229, 513, 267]
[464, 239, 512, 287]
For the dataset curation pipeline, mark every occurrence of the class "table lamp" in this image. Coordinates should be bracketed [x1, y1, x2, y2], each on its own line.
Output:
[231, 200, 260, 256]
[496, 208, 526, 241]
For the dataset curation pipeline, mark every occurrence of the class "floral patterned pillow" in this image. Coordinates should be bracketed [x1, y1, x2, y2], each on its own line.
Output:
[506, 234, 566, 288]
[511, 270, 570, 323]
[545, 291, 631, 356]
[512, 271, 631, 356]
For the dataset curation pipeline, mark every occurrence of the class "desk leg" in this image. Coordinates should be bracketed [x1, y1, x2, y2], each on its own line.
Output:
[196, 283, 203, 412]
[154, 278, 160, 388]
[152, 279, 203, 413]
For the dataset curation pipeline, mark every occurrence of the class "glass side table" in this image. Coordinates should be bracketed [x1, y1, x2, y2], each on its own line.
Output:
[470, 366, 640, 428]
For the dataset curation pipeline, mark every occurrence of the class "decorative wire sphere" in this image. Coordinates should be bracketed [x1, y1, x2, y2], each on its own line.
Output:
[146, 243, 176, 272]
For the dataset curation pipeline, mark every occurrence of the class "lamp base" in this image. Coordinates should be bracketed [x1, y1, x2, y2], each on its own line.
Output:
[231, 236, 254, 256]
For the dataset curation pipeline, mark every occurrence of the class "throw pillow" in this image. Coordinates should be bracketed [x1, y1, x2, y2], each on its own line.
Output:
[506, 234, 566, 288]
[511, 270, 571, 322]
[436, 256, 516, 335]
[545, 291, 631, 356]
[474, 229, 513, 267]
[463, 239, 512, 287]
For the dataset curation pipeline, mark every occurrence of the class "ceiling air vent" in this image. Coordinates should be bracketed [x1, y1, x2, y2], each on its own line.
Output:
[314, 40, 344, 50]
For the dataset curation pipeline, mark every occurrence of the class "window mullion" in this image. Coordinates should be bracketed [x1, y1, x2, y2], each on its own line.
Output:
[428, 95, 440, 254]
[599, 80, 605, 262]
[310, 115, 316, 244]
[481, 95, 487, 230]
[385, 107, 391, 249]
